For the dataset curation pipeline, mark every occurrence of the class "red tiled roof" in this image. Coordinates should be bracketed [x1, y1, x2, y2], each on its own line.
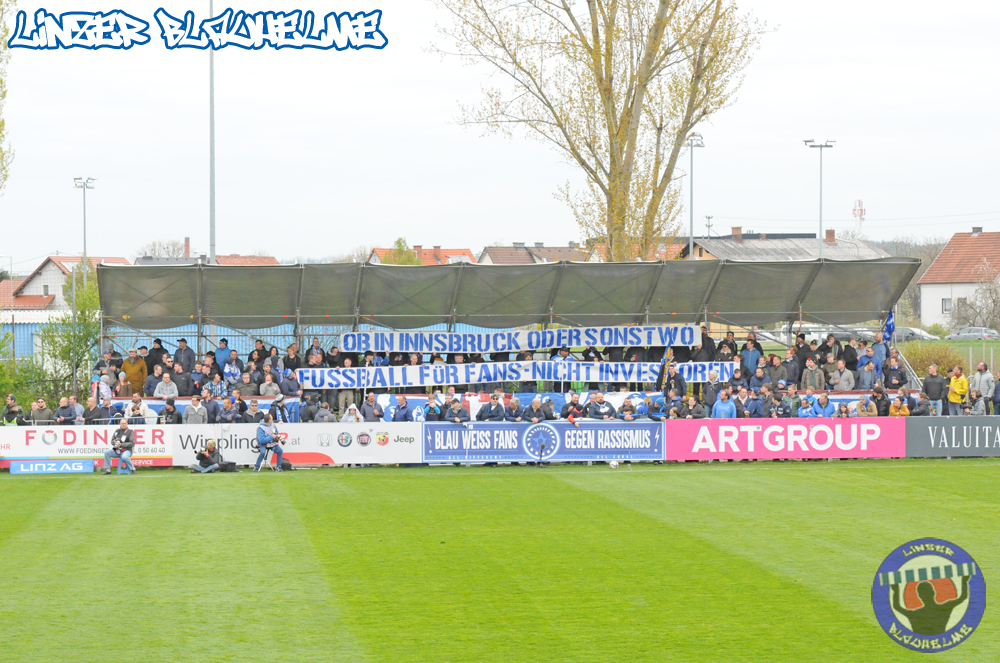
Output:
[918, 232, 1000, 284]
[215, 255, 280, 266]
[7, 295, 55, 310]
[0, 280, 25, 308]
[13, 256, 130, 296]
[50, 256, 130, 274]
[370, 246, 477, 266]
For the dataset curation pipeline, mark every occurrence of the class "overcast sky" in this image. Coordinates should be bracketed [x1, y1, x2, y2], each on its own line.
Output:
[2, 0, 998, 272]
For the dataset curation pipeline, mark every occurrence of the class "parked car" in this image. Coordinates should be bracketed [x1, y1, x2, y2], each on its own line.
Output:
[944, 327, 1000, 341]
[895, 327, 941, 343]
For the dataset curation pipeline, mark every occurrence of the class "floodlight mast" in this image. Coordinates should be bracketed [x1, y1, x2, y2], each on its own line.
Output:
[73, 177, 96, 287]
[686, 133, 704, 260]
[803, 140, 835, 259]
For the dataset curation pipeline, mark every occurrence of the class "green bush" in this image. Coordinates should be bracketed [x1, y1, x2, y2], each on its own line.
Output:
[899, 341, 965, 377]
[926, 323, 948, 338]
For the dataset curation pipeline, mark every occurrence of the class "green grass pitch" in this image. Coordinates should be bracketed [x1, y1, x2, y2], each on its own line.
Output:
[0, 459, 996, 662]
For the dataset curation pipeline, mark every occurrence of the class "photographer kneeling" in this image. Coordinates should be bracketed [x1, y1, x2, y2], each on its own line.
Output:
[190, 440, 222, 474]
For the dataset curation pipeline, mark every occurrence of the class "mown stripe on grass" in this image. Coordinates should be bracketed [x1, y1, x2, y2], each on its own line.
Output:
[288, 469, 901, 662]
[0, 472, 367, 663]
[558, 461, 998, 662]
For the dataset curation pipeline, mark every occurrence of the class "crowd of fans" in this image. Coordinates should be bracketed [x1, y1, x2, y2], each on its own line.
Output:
[2, 328, 996, 425]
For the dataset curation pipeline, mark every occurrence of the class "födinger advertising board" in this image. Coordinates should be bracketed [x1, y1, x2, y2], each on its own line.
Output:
[422, 421, 664, 463]
[172, 423, 422, 466]
[664, 419, 906, 461]
[0, 425, 174, 468]
[905, 416, 1000, 457]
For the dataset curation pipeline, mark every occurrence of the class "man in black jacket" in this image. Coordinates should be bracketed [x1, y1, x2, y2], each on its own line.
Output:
[103, 419, 136, 475]
[870, 386, 891, 417]
[476, 394, 505, 421]
[190, 440, 222, 473]
[842, 337, 859, 372]
[560, 392, 587, 420]
[922, 364, 948, 416]
[883, 357, 908, 391]
[159, 399, 183, 424]
[910, 392, 932, 416]
[242, 399, 267, 424]
[82, 397, 108, 425]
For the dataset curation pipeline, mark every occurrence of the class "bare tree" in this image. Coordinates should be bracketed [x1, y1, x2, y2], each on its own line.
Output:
[434, 0, 760, 261]
[136, 240, 186, 258]
[951, 258, 1000, 330]
[0, 0, 15, 196]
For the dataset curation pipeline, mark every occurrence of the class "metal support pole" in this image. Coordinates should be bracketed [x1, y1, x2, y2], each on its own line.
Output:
[82, 184, 88, 287]
[208, 0, 216, 265]
[196, 263, 204, 356]
[687, 134, 704, 260]
[71, 263, 78, 395]
[819, 147, 823, 260]
[804, 140, 834, 259]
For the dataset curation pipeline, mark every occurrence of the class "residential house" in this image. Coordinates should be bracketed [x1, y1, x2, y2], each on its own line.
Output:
[478, 242, 589, 264]
[918, 227, 1000, 328]
[9, 256, 130, 311]
[368, 245, 477, 266]
[678, 228, 889, 261]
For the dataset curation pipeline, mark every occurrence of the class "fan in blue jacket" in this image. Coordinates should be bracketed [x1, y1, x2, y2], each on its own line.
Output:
[811, 394, 836, 418]
[505, 399, 525, 422]
[476, 396, 506, 421]
[748, 368, 772, 395]
[797, 404, 816, 418]
[392, 395, 414, 422]
[711, 393, 738, 419]
[743, 395, 764, 418]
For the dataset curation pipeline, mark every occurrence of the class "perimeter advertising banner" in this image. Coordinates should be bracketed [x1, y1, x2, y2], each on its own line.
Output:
[0, 425, 174, 468]
[905, 416, 1000, 457]
[664, 419, 906, 461]
[422, 421, 664, 463]
[171, 423, 422, 466]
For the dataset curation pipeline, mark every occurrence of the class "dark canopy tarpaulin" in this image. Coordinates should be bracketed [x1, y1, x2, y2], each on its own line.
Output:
[97, 258, 920, 331]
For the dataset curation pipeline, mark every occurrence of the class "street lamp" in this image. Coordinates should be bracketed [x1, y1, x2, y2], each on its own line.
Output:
[802, 140, 835, 259]
[687, 133, 704, 260]
[73, 177, 96, 286]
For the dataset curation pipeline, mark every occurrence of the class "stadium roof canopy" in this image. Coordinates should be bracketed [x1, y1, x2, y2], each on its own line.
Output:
[97, 258, 920, 331]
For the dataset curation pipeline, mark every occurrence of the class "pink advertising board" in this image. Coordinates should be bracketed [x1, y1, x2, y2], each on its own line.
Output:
[664, 419, 906, 461]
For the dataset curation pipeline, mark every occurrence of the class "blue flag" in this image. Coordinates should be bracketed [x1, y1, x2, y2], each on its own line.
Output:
[884, 309, 896, 341]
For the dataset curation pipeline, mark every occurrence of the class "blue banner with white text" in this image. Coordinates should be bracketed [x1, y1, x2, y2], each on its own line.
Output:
[422, 421, 664, 463]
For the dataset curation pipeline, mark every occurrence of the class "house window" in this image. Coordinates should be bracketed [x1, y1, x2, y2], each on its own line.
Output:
[942, 298, 952, 314]
[698, 247, 704, 258]
[43, 285, 49, 296]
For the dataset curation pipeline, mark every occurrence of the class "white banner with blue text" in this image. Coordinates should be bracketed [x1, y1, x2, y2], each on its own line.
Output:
[298, 360, 735, 390]
[339, 325, 700, 354]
